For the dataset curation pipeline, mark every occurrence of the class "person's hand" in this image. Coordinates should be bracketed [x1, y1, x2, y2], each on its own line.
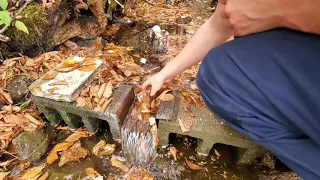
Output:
[219, 0, 284, 36]
[142, 73, 166, 96]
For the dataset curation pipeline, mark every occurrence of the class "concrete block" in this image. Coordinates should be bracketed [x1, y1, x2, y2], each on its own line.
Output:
[156, 92, 266, 164]
[32, 84, 134, 138]
[29, 56, 104, 102]
[58, 110, 82, 130]
[37, 106, 62, 126]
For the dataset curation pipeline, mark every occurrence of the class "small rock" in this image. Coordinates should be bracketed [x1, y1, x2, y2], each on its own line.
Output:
[6, 77, 32, 104]
[12, 130, 49, 162]
[261, 153, 276, 169]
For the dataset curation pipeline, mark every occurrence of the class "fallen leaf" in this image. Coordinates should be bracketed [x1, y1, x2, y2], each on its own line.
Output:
[186, 160, 204, 170]
[78, 64, 97, 72]
[103, 81, 113, 99]
[48, 87, 59, 93]
[100, 98, 112, 113]
[92, 140, 115, 157]
[4, 114, 29, 125]
[76, 97, 87, 107]
[19, 161, 31, 170]
[0, 89, 13, 104]
[159, 93, 175, 102]
[24, 113, 43, 126]
[37, 171, 49, 180]
[0, 131, 13, 140]
[214, 149, 221, 159]
[0, 158, 16, 167]
[85, 167, 101, 176]
[23, 123, 38, 131]
[65, 131, 88, 142]
[55, 64, 79, 73]
[59, 141, 89, 167]
[127, 168, 154, 180]
[178, 118, 193, 132]
[21, 166, 42, 179]
[111, 158, 129, 172]
[97, 83, 106, 99]
[42, 73, 57, 80]
[0, 171, 10, 180]
[168, 146, 177, 161]
[47, 142, 75, 164]
[49, 80, 68, 86]
[32, 85, 42, 92]
[85, 98, 93, 109]
[184, 104, 195, 118]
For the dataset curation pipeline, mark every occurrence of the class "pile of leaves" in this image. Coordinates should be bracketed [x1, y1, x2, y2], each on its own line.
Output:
[0, 89, 44, 149]
[125, 2, 191, 25]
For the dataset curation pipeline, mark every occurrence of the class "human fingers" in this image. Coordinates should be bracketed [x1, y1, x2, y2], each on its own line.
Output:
[150, 83, 161, 96]
[142, 78, 152, 89]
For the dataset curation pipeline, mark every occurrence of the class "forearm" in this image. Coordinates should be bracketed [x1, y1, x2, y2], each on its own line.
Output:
[279, 0, 320, 35]
[158, 4, 232, 81]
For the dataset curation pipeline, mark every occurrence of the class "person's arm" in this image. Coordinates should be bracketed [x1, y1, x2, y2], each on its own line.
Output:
[219, 0, 320, 37]
[280, 0, 320, 35]
[143, 3, 232, 95]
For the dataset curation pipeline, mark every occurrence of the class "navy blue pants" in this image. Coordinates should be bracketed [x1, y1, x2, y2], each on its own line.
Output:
[196, 28, 320, 180]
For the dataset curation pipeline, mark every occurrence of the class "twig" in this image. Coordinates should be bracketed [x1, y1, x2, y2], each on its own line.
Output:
[0, 0, 34, 34]
[114, 0, 124, 8]
[0, 34, 10, 42]
[0, 148, 18, 158]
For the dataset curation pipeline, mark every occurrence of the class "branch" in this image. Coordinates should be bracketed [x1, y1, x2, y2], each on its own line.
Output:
[0, 34, 10, 42]
[0, 0, 34, 34]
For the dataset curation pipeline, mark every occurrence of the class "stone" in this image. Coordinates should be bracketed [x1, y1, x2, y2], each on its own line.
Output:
[12, 130, 49, 162]
[156, 92, 267, 164]
[6, 76, 32, 104]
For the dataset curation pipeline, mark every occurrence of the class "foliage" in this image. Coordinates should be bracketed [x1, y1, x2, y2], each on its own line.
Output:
[0, 0, 29, 34]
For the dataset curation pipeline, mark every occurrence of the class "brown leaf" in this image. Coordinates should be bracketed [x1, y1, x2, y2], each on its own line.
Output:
[59, 141, 89, 167]
[0, 89, 13, 104]
[0, 131, 13, 140]
[178, 118, 193, 132]
[23, 123, 38, 131]
[78, 64, 97, 72]
[97, 83, 106, 99]
[65, 131, 88, 142]
[85, 97, 93, 109]
[21, 166, 42, 179]
[0, 158, 17, 167]
[49, 80, 68, 86]
[42, 73, 57, 80]
[56, 63, 80, 73]
[48, 87, 59, 93]
[32, 85, 42, 92]
[24, 113, 43, 126]
[186, 160, 204, 170]
[184, 104, 195, 118]
[111, 157, 129, 172]
[127, 168, 154, 180]
[47, 141, 75, 164]
[92, 140, 115, 157]
[37, 172, 49, 180]
[0, 171, 10, 180]
[168, 146, 177, 161]
[159, 93, 175, 102]
[76, 97, 87, 107]
[4, 114, 29, 125]
[85, 168, 100, 176]
[100, 98, 112, 113]
[103, 81, 113, 99]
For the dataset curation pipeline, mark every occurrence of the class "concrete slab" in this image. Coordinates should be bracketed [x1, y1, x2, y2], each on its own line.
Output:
[32, 84, 134, 138]
[156, 93, 267, 164]
[29, 56, 103, 102]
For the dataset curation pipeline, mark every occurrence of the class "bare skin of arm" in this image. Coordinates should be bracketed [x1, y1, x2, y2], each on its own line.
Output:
[221, 0, 320, 36]
[142, 3, 233, 95]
